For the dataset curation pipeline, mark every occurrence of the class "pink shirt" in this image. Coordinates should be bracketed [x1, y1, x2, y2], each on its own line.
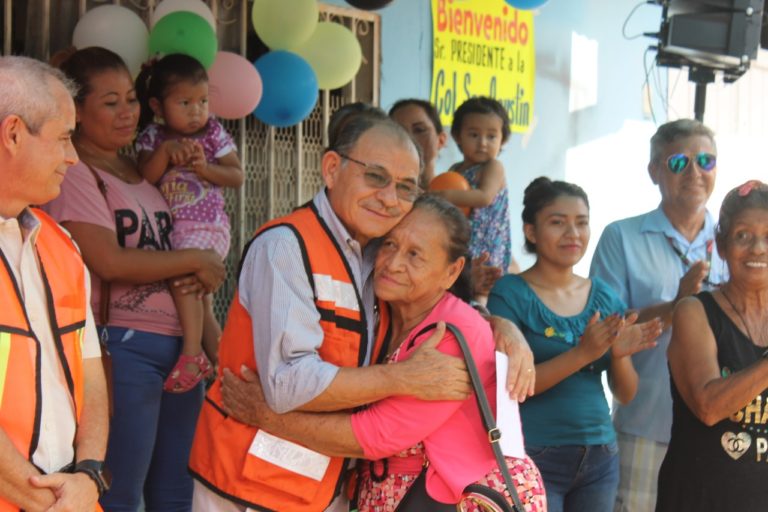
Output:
[43, 162, 181, 336]
[351, 293, 516, 503]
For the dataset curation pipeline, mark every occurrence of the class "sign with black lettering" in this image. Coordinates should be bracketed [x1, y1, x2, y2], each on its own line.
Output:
[430, 0, 535, 133]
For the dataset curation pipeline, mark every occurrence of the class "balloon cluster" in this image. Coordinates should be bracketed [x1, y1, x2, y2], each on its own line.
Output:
[251, 0, 362, 127]
[71, 0, 365, 127]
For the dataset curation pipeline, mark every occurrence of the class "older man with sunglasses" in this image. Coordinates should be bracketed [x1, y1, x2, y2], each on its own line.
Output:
[189, 112, 534, 512]
[589, 119, 728, 512]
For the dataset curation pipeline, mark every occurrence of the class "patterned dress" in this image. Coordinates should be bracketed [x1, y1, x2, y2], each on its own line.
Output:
[356, 346, 546, 512]
[450, 162, 512, 271]
[135, 117, 237, 258]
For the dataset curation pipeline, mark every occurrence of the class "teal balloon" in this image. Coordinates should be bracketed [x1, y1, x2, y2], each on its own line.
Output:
[253, 51, 318, 128]
[149, 11, 217, 69]
[504, 0, 548, 8]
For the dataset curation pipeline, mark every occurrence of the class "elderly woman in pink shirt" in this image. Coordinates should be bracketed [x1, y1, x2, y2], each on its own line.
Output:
[221, 194, 546, 511]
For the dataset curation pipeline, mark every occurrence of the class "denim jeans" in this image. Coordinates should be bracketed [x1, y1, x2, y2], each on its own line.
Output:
[526, 442, 619, 512]
[99, 327, 203, 512]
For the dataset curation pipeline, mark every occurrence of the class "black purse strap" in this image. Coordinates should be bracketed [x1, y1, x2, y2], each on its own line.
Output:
[411, 322, 525, 512]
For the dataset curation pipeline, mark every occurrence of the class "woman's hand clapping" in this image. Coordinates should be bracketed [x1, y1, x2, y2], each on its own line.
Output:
[575, 312, 661, 364]
[575, 312, 624, 362]
[612, 312, 662, 359]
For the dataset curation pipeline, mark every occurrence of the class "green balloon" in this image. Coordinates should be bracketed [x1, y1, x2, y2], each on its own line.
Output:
[149, 11, 217, 69]
[251, 0, 318, 50]
[293, 22, 362, 90]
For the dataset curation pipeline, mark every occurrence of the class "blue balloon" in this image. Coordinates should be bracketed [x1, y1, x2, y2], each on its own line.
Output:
[253, 51, 318, 128]
[504, 0, 548, 9]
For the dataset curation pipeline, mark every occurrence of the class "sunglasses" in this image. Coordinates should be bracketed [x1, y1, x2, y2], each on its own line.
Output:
[337, 152, 422, 202]
[666, 152, 717, 174]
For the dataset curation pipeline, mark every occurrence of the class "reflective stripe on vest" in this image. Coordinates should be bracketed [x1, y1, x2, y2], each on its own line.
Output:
[0, 332, 11, 410]
[0, 209, 88, 512]
[190, 204, 391, 512]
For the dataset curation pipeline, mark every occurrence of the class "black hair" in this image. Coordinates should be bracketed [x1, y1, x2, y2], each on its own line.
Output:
[135, 53, 208, 132]
[388, 98, 443, 135]
[521, 177, 590, 253]
[58, 47, 129, 104]
[327, 102, 387, 150]
[411, 194, 472, 302]
[450, 96, 510, 144]
[716, 180, 768, 252]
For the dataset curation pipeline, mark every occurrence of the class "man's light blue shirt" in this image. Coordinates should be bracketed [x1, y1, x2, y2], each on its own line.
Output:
[238, 190, 378, 413]
[589, 206, 728, 443]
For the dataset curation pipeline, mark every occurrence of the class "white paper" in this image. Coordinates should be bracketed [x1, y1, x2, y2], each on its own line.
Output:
[495, 352, 526, 459]
[248, 430, 330, 481]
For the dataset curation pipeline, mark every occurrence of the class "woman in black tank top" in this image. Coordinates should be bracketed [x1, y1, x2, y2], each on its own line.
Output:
[657, 180, 768, 511]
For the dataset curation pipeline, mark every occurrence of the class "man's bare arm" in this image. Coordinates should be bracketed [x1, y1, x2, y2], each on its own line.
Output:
[300, 323, 471, 411]
[223, 368, 362, 457]
[0, 430, 56, 511]
[28, 358, 108, 511]
[74, 358, 109, 461]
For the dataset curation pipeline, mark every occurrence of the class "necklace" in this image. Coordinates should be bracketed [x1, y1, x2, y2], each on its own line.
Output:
[665, 236, 719, 288]
[721, 288, 757, 343]
[76, 145, 135, 182]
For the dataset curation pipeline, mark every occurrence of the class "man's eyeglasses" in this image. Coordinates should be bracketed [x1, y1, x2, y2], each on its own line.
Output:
[666, 152, 717, 174]
[337, 152, 421, 202]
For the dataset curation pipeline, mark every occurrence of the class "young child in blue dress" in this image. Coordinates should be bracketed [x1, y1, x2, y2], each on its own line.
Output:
[487, 177, 663, 512]
[135, 54, 244, 392]
[435, 97, 519, 279]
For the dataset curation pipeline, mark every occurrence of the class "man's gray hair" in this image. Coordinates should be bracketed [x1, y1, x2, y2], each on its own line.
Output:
[328, 114, 424, 175]
[0, 56, 78, 134]
[649, 118, 716, 163]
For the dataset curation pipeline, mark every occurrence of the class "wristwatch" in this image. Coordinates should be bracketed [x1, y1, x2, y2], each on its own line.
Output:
[73, 459, 112, 497]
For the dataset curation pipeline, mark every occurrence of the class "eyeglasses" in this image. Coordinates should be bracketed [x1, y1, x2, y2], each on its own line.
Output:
[666, 152, 717, 174]
[337, 152, 421, 202]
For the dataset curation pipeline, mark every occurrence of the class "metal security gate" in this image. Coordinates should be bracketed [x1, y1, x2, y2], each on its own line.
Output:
[2, 0, 381, 320]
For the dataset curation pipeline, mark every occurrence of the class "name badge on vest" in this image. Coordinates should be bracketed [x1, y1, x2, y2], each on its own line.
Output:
[248, 430, 331, 481]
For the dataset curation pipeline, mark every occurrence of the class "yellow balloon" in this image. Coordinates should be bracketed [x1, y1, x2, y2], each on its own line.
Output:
[251, 0, 318, 50]
[293, 22, 362, 90]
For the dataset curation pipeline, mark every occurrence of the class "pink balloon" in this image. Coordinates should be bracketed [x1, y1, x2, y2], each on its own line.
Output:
[208, 51, 263, 120]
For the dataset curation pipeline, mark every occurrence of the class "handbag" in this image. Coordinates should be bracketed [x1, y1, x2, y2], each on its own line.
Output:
[394, 322, 526, 512]
[84, 163, 115, 417]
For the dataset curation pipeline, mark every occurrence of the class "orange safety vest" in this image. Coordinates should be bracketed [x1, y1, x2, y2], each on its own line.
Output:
[190, 203, 391, 512]
[0, 209, 90, 512]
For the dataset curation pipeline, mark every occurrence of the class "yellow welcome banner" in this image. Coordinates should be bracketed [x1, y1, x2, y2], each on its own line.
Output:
[431, 0, 535, 133]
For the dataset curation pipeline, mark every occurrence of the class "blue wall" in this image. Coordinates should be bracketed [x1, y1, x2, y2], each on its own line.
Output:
[328, 0, 667, 268]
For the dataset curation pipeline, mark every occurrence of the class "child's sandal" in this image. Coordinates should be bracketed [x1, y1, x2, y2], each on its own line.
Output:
[164, 353, 213, 393]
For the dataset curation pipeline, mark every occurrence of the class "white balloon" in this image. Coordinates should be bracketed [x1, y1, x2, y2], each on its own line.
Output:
[151, 0, 216, 33]
[72, 5, 149, 77]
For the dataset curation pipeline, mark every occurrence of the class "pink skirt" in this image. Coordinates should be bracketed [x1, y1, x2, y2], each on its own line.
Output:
[171, 220, 231, 259]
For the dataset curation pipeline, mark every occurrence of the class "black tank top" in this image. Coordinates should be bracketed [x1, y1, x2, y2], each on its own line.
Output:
[656, 291, 768, 511]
